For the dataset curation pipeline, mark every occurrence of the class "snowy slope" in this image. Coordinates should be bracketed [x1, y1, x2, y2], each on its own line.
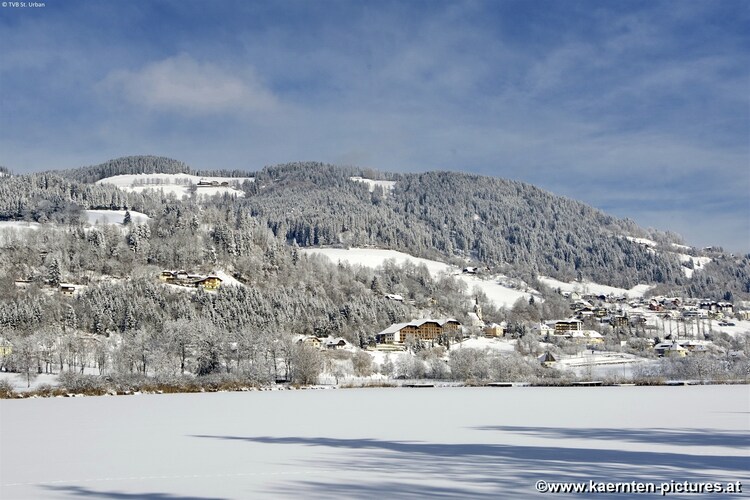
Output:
[300, 247, 535, 308]
[538, 276, 652, 298]
[625, 236, 658, 247]
[84, 210, 150, 225]
[349, 176, 397, 194]
[97, 173, 252, 198]
[675, 253, 712, 278]
[0, 221, 42, 231]
[1, 386, 747, 499]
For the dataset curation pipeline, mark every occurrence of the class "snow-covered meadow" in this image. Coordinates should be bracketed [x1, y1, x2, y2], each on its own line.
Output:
[84, 209, 150, 226]
[537, 275, 652, 298]
[1, 385, 747, 499]
[97, 173, 252, 198]
[300, 247, 535, 308]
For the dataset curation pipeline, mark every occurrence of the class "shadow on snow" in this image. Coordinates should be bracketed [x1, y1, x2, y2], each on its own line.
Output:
[191, 432, 749, 498]
[472, 426, 750, 449]
[40, 485, 226, 500]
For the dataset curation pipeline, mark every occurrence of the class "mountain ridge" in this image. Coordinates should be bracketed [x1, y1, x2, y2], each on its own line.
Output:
[3, 155, 748, 299]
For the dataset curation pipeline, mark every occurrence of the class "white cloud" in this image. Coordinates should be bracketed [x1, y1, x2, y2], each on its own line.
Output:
[102, 54, 276, 114]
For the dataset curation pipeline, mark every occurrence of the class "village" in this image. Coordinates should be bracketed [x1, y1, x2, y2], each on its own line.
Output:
[4, 264, 748, 382]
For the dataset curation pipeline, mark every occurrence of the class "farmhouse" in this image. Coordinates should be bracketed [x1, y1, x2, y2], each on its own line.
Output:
[159, 270, 222, 290]
[376, 319, 461, 345]
[195, 276, 222, 291]
[322, 337, 352, 350]
[483, 322, 506, 338]
[654, 341, 688, 358]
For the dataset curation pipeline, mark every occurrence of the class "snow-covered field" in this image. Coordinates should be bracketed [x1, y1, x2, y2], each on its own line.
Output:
[0, 220, 41, 232]
[348, 176, 397, 194]
[84, 209, 150, 226]
[97, 173, 252, 198]
[625, 236, 658, 248]
[301, 247, 534, 308]
[676, 253, 713, 278]
[538, 276, 652, 298]
[1, 386, 747, 499]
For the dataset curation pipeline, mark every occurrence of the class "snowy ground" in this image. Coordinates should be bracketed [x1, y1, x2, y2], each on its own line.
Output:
[0, 221, 42, 231]
[555, 351, 654, 379]
[84, 210, 150, 226]
[675, 254, 712, 279]
[301, 247, 535, 308]
[97, 173, 252, 198]
[538, 276, 652, 298]
[451, 337, 517, 352]
[1, 386, 747, 499]
[0, 372, 61, 392]
[348, 176, 396, 194]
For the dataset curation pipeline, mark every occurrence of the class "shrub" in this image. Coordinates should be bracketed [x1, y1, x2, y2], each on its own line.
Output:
[0, 379, 14, 398]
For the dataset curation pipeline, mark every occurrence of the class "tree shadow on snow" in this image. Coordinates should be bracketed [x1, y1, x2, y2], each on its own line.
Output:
[41, 485, 226, 500]
[472, 426, 750, 449]
[191, 434, 749, 498]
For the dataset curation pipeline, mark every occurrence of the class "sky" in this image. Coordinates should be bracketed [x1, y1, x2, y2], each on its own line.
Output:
[1, 0, 748, 252]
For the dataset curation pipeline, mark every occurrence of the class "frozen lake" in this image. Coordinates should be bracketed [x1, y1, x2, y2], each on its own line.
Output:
[1, 385, 748, 499]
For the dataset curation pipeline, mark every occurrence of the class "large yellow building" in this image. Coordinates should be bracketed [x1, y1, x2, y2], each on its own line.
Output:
[376, 319, 461, 344]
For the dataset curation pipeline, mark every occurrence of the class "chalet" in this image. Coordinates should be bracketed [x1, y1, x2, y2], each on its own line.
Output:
[654, 341, 688, 358]
[609, 314, 630, 327]
[300, 336, 322, 349]
[570, 330, 604, 344]
[717, 302, 733, 314]
[159, 270, 176, 282]
[649, 300, 664, 312]
[159, 270, 222, 290]
[375, 318, 461, 345]
[323, 337, 351, 350]
[484, 322, 506, 338]
[195, 276, 222, 291]
[593, 307, 609, 318]
[680, 340, 709, 353]
[14, 279, 33, 288]
[293, 335, 323, 349]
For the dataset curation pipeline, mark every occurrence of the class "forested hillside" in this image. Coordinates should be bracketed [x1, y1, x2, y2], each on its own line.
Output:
[244, 163, 687, 289]
[54, 155, 251, 184]
[0, 156, 745, 298]
[1, 155, 748, 391]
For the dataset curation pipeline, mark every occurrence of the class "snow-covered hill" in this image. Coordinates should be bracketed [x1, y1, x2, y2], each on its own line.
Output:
[300, 247, 536, 308]
[97, 173, 253, 198]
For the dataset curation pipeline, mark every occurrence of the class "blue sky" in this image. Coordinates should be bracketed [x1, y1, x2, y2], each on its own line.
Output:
[1, 0, 748, 251]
